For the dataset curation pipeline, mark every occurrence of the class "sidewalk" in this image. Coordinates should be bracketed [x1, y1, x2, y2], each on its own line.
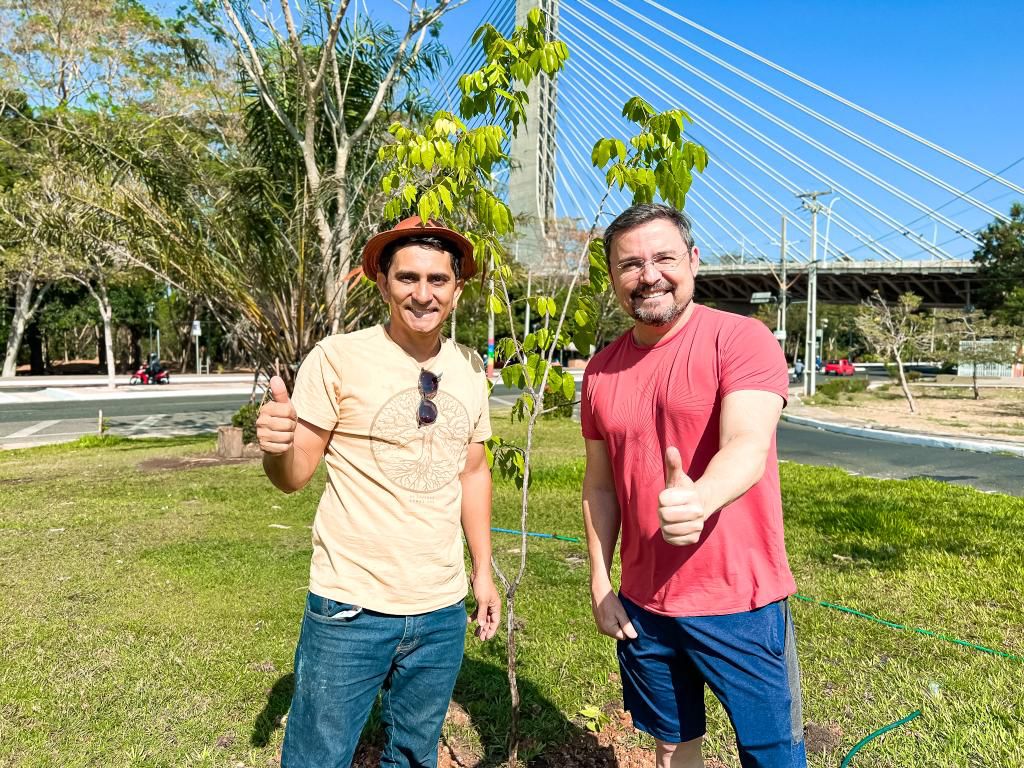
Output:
[784, 385, 1024, 458]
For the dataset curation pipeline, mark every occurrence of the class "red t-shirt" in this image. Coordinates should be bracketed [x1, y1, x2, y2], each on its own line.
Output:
[581, 304, 796, 617]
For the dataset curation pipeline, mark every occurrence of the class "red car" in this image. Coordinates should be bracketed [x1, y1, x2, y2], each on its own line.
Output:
[823, 359, 856, 376]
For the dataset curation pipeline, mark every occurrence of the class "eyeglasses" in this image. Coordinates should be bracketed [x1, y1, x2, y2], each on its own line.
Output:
[614, 253, 686, 278]
[417, 369, 440, 427]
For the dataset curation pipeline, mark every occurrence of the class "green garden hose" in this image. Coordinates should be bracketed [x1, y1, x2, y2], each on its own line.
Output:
[793, 593, 1024, 662]
[839, 709, 921, 767]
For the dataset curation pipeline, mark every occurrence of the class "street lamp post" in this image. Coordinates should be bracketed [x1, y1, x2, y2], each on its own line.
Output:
[146, 302, 154, 355]
[797, 188, 832, 397]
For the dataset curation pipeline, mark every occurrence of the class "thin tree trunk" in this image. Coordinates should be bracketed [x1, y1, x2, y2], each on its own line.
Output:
[506, 598, 520, 767]
[972, 365, 980, 400]
[894, 352, 917, 414]
[329, 150, 352, 336]
[2, 272, 48, 378]
[82, 279, 117, 389]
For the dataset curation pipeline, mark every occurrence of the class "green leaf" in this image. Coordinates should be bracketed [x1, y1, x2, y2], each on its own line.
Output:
[622, 96, 655, 122]
[523, 333, 537, 353]
[573, 327, 595, 356]
[528, 354, 544, 391]
[562, 371, 576, 400]
[437, 184, 453, 212]
[501, 363, 524, 389]
[488, 294, 505, 314]
[546, 296, 558, 317]
[547, 366, 562, 392]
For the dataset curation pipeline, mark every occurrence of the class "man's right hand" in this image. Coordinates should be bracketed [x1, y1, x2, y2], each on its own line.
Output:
[591, 583, 638, 641]
[257, 376, 297, 455]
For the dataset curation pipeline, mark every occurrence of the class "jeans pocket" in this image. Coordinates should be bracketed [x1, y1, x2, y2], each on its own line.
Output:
[766, 601, 786, 657]
[305, 592, 363, 624]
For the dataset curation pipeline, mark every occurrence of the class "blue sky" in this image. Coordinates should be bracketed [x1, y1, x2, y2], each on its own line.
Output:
[192, 1, 1024, 262]
[361, 1, 1024, 262]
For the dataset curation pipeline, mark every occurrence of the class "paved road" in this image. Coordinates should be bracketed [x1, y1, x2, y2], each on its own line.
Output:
[777, 421, 1023, 497]
[3, 389, 1020, 497]
[0, 394, 250, 446]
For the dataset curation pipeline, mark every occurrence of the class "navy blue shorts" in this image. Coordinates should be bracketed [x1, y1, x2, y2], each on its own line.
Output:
[617, 596, 807, 768]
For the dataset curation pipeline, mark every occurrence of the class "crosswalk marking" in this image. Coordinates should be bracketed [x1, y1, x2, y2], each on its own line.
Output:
[3, 420, 61, 439]
[124, 414, 165, 435]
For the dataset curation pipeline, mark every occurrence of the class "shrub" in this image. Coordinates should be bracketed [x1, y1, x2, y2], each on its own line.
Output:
[816, 377, 868, 400]
[232, 402, 260, 444]
[543, 381, 575, 419]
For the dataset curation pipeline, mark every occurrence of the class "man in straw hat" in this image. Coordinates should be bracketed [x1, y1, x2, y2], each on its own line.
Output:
[256, 216, 500, 768]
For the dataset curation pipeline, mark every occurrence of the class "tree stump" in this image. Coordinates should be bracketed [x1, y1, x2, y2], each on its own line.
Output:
[217, 426, 244, 458]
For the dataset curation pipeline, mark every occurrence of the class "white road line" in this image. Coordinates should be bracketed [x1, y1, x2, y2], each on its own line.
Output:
[124, 414, 165, 435]
[3, 420, 61, 439]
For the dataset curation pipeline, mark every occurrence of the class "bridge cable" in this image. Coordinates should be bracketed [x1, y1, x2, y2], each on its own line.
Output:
[562, 20, 908, 263]
[561, 24, 903, 263]
[558, 78, 753, 260]
[607, 0, 1009, 226]
[633, 0, 1024, 198]
[564, 2, 961, 260]
[585, 0, 986, 245]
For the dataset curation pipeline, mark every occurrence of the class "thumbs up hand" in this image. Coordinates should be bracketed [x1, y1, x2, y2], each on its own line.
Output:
[256, 376, 298, 455]
[657, 446, 707, 546]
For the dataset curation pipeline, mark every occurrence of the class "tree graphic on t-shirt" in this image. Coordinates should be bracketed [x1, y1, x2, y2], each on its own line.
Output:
[370, 388, 471, 492]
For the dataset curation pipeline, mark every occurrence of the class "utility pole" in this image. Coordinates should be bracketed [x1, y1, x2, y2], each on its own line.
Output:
[796, 188, 831, 397]
[779, 216, 787, 354]
[487, 254, 495, 378]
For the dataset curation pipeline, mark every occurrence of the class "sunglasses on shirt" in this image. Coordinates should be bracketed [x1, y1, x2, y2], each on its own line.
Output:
[418, 370, 440, 427]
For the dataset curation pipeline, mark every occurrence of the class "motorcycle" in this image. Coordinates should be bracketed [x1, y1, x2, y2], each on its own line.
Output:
[129, 364, 170, 385]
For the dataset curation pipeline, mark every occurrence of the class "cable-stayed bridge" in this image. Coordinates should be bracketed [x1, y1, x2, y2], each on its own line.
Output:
[432, 0, 1021, 313]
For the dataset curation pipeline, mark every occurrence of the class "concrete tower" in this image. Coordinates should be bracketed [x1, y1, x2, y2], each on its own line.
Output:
[508, 0, 558, 269]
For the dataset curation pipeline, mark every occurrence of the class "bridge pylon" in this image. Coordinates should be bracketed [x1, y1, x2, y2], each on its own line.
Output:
[508, 0, 558, 270]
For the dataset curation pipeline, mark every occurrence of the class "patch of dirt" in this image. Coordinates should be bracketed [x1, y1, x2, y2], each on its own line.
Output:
[803, 721, 843, 755]
[137, 454, 259, 472]
[796, 384, 1024, 443]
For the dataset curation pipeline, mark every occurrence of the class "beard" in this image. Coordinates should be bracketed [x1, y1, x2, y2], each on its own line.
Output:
[628, 279, 689, 326]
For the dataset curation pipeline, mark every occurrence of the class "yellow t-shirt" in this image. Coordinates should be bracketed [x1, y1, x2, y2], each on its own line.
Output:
[290, 325, 492, 614]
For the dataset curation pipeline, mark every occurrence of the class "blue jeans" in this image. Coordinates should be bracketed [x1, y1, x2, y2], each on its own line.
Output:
[281, 592, 467, 768]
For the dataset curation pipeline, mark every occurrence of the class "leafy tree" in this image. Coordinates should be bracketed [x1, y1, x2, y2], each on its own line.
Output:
[973, 202, 1024, 316]
[0, 0, 211, 377]
[195, 0, 455, 333]
[855, 292, 929, 413]
[992, 285, 1024, 328]
[937, 310, 1018, 400]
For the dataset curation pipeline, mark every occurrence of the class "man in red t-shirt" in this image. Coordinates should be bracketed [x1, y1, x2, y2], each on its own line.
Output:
[581, 204, 806, 768]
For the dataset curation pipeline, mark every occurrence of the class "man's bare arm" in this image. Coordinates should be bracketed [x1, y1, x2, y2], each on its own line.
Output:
[460, 442, 500, 640]
[583, 438, 637, 640]
[695, 389, 783, 513]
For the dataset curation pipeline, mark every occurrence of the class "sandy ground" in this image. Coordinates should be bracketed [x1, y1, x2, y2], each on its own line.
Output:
[790, 383, 1024, 444]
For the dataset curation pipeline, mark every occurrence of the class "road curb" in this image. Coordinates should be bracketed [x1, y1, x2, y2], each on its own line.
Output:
[781, 413, 1024, 458]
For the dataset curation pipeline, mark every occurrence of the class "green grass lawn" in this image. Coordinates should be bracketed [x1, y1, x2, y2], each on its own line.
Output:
[1, 422, 1022, 767]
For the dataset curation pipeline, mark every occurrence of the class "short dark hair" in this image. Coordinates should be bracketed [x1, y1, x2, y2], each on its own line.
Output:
[379, 235, 462, 279]
[602, 203, 696, 266]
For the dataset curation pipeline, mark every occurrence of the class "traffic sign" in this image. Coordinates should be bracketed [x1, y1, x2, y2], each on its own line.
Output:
[750, 292, 774, 304]
[191, 320, 202, 337]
